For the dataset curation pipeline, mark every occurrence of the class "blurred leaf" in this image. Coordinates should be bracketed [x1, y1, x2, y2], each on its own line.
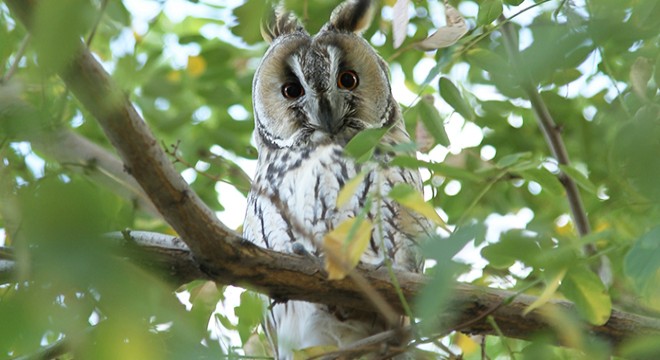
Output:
[390, 156, 483, 182]
[477, 0, 503, 26]
[293, 345, 339, 360]
[624, 226, 660, 298]
[186, 55, 207, 77]
[392, 0, 409, 49]
[520, 168, 564, 195]
[630, 57, 653, 100]
[466, 48, 510, 74]
[496, 152, 532, 168]
[415, 4, 467, 50]
[322, 218, 373, 280]
[234, 291, 264, 345]
[416, 95, 450, 147]
[480, 230, 542, 269]
[610, 105, 660, 201]
[336, 171, 366, 208]
[344, 127, 389, 161]
[231, 0, 267, 44]
[559, 265, 612, 325]
[418, 223, 485, 333]
[454, 332, 479, 355]
[558, 164, 597, 194]
[439, 77, 474, 120]
[620, 334, 660, 360]
[523, 268, 566, 315]
[32, 0, 96, 73]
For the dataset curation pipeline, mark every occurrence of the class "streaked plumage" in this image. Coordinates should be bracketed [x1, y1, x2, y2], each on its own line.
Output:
[243, 1, 432, 358]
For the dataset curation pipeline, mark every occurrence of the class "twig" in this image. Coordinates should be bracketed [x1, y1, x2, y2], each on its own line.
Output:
[86, 0, 110, 46]
[1, 34, 30, 83]
[487, 316, 516, 360]
[10, 334, 71, 360]
[498, 18, 592, 247]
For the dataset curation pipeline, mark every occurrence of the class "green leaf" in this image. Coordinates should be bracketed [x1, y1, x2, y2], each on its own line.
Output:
[32, 0, 96, 73]
[480, 230, 542, 269]
[520, 168, 564, 195]
[234, 291, 264, 345]
[344, 127, 389, 161]
[477, 0, 503, 26]
[630, 57, 653, 100]
[390, 156, 483, 182]
[611, 105, 660, 201]
[465, 48, 510, 74]
[231, 0, 268, 44]
[416, 95, 450, 147]
[624, 226, 660, 295]
[558, 164, 597, 194]
[417, 224, 485, 333]
[439, 77, 474, 121]
[559, 266, 612, 325]
[496, 152, 532, 168]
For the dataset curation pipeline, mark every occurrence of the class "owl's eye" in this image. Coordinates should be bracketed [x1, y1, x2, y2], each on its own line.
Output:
[282, 82, 305, 99]
[337, 70, 359, 90]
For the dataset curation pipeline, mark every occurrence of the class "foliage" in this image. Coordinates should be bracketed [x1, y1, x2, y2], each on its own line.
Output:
[1, 0, 659, 359]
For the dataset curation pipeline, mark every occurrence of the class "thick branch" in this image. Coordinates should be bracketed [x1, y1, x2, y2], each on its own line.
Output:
[5, 0, 243, 269]
[2, 235, 659, 348]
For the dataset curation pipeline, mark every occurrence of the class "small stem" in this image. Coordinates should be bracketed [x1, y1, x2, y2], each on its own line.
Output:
[86, 0, 109, 46]
[1, 34, 30, 83]
[486, 316, 516, 360]
[499, 19, 592, 245]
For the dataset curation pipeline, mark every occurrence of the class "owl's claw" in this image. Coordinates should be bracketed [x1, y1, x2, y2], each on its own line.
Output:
[291, 242, 309, 256]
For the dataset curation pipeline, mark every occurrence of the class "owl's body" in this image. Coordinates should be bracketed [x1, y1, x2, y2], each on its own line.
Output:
[243, 1, 431, 358]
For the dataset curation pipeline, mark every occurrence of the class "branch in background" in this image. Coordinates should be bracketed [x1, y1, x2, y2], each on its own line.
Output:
[6, 0, 244, 270]
[31, 130, 161, 217]
[498, 20, 592, 244]
[1, 233, 659, 350]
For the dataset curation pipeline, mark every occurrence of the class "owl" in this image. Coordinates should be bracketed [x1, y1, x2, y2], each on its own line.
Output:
[243, 0, 433, 358]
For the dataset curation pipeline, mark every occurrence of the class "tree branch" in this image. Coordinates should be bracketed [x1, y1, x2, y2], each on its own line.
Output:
[498, 19, 591, 240]
[2, 234, 659, 349]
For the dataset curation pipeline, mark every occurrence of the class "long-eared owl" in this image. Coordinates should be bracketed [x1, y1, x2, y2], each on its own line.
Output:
[243, 0, 432, 358]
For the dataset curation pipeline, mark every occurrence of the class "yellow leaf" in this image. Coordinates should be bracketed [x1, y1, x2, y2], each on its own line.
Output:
[323, 218, 373, 280]
[523, 267, 567, 315]
[293, 345, 338, 360]
[166, 70, 181, 83]
[388, 184, 449, 231]
[538, 304, 585, 349]
[454, 332, 478, 355]
[187, 55, 207, 77]
[336, 172, 366, 208]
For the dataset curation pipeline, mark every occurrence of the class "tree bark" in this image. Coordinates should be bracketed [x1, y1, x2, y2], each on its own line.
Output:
[3, 231, 660, 349]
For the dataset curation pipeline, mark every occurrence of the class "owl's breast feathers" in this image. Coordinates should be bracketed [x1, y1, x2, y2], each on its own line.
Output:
[244, 141, 430, 272]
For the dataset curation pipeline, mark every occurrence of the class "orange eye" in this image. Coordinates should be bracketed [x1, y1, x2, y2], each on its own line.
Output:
[282, 82, 304, 99]
[337, 70, 359, 90]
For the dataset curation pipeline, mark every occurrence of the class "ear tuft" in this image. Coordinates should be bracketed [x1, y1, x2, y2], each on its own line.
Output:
[328, 0, 373, 34]
[261, 7, 306, 43]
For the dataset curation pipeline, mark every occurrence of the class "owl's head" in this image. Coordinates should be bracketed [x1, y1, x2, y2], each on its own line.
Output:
[252, 0, 399, 150]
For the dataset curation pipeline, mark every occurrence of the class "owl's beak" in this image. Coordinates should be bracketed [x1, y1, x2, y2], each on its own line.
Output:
[315, 96, 342, 134]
